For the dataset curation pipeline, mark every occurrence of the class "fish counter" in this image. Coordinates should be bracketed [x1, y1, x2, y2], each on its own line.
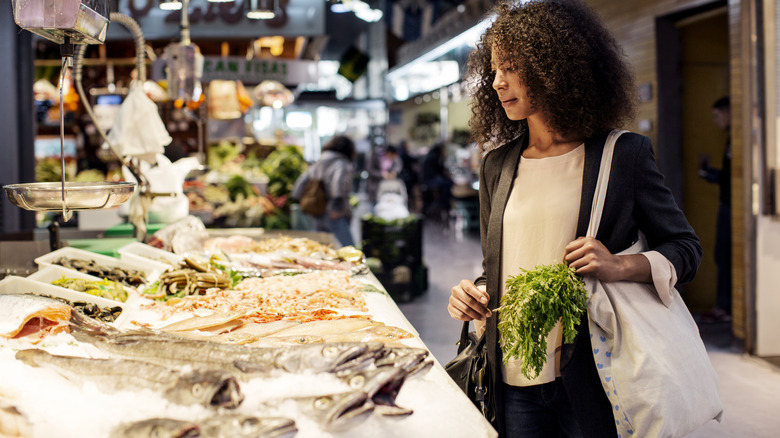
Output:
[0, 228, 497, 438]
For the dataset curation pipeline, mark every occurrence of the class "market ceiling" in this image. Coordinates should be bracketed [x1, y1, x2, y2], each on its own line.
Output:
[98, 0, 374, 62]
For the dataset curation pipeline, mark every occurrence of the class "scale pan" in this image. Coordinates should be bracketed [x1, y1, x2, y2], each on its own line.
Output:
[3, 181, 136, 211]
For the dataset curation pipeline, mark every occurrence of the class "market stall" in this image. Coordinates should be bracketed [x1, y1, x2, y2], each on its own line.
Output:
[0, 225, 496, 438]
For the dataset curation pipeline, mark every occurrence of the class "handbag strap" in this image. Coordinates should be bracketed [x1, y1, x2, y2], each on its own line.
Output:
[585, 130, 627, 238]
[456, 320, 486, 354]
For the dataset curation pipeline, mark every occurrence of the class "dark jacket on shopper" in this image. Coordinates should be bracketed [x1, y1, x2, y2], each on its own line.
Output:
[474, 131, 702, 436]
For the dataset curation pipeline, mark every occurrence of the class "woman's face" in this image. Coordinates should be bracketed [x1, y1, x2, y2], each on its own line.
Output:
[491, 49, 535, 121]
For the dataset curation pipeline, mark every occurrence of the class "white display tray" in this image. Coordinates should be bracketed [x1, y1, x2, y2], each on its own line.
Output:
[34, 246, 168, 287]
[0, 275, 127, 312]
[117, 241, 184, 268]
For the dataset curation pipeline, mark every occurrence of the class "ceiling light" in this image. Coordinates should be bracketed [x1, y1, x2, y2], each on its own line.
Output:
[330, 0, 349, 13]
[207, 0, 233, 2]
[159, 0, 182, 11]
[247, 0, 277, 20]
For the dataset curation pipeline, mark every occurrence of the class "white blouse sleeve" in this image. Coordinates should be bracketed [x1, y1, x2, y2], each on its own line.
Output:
[641, 250, 677, 307]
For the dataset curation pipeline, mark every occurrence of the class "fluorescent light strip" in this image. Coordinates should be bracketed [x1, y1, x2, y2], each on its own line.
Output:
[387, 17, 494, 81]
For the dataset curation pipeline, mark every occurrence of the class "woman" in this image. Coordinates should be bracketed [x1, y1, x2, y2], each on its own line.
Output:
[447, 1, 702, 436]
[292, 135, 356, 247]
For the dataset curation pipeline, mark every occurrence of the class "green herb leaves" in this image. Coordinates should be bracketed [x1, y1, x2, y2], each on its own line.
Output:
[497, 263, 588, 379]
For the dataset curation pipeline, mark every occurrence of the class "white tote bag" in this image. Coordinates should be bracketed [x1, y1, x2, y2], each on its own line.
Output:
[584, 130, 723, 437]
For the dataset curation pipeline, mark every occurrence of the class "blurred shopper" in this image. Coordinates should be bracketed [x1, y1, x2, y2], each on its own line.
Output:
[366, 145, 402, 206]
[421, 142, 454, 219]
[292, 135, 356, 247]
[447, 1, 702, 436]
[698, 96, 732, 322]
[397, 140, 420, 211]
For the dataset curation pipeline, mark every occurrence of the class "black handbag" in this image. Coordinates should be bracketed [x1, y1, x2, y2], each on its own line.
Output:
[444, 321, 496, 425]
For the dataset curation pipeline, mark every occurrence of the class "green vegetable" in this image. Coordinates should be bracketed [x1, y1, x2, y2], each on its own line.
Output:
[496, 263, 588, 379]
[260, 145, 306, 198]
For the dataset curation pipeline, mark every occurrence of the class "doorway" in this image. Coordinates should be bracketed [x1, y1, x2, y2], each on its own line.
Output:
[656, 3, 730, 315]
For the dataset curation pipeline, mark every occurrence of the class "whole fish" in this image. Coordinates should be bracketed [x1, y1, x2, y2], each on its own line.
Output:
[0, 293, 71, 340]
[159, 311, 246, 333]
[113, 418, 200, 438]
[269, 319, 383, 338]
[14, 349, 244, 409]
[71, 318, 383, 378]
[114, 415, 297, 438]
[200, 414, 297, 438]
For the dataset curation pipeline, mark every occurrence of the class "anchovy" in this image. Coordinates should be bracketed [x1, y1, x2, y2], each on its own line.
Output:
[14, 349, 243, 409]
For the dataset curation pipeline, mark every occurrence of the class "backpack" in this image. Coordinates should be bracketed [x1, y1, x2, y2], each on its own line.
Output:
[299, 178, 328, 216]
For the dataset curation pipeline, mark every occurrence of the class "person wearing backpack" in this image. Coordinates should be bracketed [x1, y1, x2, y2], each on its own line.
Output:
[292, 135, 357, 247]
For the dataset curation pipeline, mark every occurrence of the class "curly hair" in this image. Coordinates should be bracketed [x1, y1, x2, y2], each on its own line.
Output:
[467, 0, 637, 150]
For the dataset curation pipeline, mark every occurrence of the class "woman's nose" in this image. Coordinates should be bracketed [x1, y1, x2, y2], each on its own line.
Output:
[493, 71, 506, 90]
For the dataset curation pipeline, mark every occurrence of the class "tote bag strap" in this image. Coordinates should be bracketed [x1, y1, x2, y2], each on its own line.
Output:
[585, 130, 627, 238]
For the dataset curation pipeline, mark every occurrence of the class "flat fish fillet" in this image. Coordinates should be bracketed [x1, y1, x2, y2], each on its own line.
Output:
[0, 294, 71, 339]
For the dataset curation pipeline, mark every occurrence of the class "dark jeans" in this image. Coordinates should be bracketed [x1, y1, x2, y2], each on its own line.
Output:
[714, 203, 732, 314]
[503, 378, 584, 438]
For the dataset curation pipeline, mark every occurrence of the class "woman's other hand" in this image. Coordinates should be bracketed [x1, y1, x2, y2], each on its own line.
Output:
[449, 280, 492, 322]
[564, 237, 651, 283]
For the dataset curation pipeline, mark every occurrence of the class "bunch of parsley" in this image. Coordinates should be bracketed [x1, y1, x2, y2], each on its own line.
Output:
[496, 263, 589, 379]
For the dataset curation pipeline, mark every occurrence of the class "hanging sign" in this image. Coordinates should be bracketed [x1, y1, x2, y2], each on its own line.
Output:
[200, 57, 318, 85]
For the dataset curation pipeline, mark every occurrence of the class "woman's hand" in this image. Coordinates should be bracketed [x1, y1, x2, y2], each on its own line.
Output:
[564, 237, 651, 283]
[448, 280, 491, 322]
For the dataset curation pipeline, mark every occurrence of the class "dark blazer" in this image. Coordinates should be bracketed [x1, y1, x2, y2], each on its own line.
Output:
[474, 131, 702, 436]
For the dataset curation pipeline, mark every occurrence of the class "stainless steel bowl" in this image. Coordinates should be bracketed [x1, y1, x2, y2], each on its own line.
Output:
[3, 181, 136, 211]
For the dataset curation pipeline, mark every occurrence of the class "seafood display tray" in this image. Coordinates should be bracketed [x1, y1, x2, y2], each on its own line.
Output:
[117, 241, 184, 267]
[0, 275, 127, 313]
[3, 181, 136, 211]
[35, 246, 169, 287]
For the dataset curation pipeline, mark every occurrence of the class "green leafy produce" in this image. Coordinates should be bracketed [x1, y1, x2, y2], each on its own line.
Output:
[74, 169, 106, 182]
[207, 141, 241, 168]
[225, 175, 256, 201]
[260, 145, 306, 198]
[496, 263, 588, 379]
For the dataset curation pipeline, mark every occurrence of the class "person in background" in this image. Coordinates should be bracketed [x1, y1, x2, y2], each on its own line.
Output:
[698, 96, 732, 322]
[292, 135, 356, 247]
[447, 1, 702, 436]
[421, 142, 454, 219]
[397, 140, 420, 212]
[366, 144, 402, 206]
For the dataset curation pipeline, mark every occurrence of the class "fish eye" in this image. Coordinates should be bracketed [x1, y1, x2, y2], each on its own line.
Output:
[314, 396, 332, 410]
[323, 346, 338, 357]
[349, 375, 366, 389]
[191, 383, 203, 397]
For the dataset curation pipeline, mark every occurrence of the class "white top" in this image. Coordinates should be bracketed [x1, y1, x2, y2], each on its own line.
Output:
[501, 144, 585, 386]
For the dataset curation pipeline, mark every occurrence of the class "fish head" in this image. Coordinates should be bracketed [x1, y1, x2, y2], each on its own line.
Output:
[375, 347, 429, 370]
[330, 342, 386, 374]
[297, 391, 374, 431]
[338, 366, 404, 398]
[168, 369, 244, 409]
[200, 414, 297, 438]
[113, 418, 200, 438]
[277, 343, 370, 374]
